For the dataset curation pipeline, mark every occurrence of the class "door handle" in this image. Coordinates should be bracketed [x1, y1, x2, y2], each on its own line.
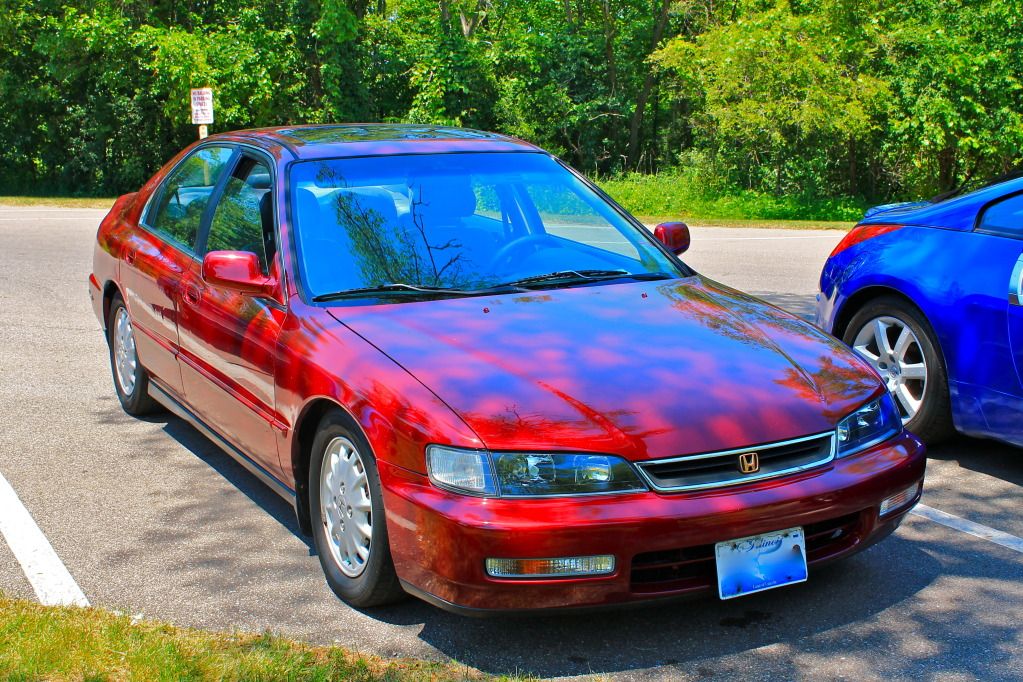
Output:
[182, 283, 202, 306]
[124, 248, 136, 265]
[1010, 254, 1023, 307]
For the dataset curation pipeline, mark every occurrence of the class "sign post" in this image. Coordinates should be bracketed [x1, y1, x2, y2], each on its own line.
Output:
[190, 88, 214, 139]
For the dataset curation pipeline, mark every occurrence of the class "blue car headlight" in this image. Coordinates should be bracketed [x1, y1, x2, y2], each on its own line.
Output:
[426, 445, 647, 497]
[836, 393, 902, 457]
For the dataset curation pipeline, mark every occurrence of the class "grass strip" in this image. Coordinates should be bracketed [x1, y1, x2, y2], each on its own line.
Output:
[638, 216, 853, 231]
[0, 196, 116, 209]
[0, 593, 530, 681]
[597, 173, 867, 225]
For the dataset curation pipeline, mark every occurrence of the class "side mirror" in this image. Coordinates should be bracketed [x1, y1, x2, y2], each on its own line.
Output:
[201, 250, 273, 295]
[654, 222, 691, 255]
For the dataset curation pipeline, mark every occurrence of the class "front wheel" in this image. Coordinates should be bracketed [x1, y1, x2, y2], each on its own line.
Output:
[309, 411, 405, 608]
[843, 296, 954, 443]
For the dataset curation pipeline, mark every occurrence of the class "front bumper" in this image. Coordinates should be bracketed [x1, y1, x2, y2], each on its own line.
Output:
[379, 431, 926, 613]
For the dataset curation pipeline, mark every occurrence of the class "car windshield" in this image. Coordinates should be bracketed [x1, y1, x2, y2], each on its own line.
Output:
[290, 152, 683, 301]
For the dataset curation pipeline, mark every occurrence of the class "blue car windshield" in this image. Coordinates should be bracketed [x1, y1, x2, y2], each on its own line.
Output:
[289, 152, 683, 301]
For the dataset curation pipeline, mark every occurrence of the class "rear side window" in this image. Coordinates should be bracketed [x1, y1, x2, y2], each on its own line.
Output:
[205, 157, 275, 274]
[977, 193, 1023, 239]
[149, 146, 234, 250]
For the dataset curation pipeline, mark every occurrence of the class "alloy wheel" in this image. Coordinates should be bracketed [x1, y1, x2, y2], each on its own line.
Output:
[319, 436, 373, 578]
[113, 307, 138, 396]
[851, 316, 927, 423]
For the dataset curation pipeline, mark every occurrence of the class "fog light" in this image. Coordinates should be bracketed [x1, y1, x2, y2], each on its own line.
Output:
[485, 555, 615, 578]
[880, 481, 922, 516]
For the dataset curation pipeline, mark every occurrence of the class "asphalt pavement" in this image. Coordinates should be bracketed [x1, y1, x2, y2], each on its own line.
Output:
[0, 206, 1020, 680]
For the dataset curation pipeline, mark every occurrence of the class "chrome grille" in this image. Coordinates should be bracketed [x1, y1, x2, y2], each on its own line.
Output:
[637, 432, 835, 492]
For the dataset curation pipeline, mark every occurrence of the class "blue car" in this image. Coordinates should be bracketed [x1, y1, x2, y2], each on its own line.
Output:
[817, 176, 1023, 446]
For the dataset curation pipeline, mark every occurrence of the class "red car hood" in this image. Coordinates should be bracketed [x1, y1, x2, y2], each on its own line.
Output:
[330, 277, 882, 461]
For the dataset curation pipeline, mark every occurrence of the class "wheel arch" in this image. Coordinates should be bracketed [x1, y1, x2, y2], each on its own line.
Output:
[101, 280, 123, 331]
[291, 397, 366, 537]
[833, 285, 951, 381]
[834, 285, 915, 339]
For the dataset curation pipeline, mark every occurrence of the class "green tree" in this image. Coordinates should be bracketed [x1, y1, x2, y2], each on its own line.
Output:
[875, 0, 1023, 193]
[1, 0, 1020, 206]
[655, 1, 889, 196]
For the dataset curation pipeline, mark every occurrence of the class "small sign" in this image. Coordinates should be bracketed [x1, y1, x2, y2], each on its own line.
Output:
[190, 88, 214, 125]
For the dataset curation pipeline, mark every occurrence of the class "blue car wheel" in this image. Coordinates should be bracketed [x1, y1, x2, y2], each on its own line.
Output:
[843, 296, 955, 443]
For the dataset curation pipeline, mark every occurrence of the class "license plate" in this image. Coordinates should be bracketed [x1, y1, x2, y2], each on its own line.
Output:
[715, 527, 808, 600]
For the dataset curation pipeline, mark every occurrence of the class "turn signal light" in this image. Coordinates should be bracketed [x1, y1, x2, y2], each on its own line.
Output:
[880, 481, 922, 516]
[485, 555, 616, 579]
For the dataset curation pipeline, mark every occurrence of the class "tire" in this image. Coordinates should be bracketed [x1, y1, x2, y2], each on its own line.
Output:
[107, 294, 161, 416]
[843, 296, 954, 443]
[308, 410, 405, 608]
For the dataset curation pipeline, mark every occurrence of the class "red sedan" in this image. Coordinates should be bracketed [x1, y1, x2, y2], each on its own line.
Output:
[90, 124, 925, 613]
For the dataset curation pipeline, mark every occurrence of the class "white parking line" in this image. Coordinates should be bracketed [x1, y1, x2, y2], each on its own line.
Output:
[912, 503, 1023, 554]
[0, 471, 89, 606]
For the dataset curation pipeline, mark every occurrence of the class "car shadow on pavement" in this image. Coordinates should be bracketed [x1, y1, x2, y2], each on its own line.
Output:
[365, 526, 1018, 679]
[928, 435, 1023, 486]
[132, 411, 313, 552]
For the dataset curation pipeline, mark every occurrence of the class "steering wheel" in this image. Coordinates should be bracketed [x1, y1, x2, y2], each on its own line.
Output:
[488, 234, 552, 274]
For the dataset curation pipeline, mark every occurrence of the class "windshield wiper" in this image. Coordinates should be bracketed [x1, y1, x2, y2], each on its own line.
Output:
[314, 283, 451, 301]
[498, 269, 675, 289]
[312, 282, 527, 302]
[312, 270, 673, 302]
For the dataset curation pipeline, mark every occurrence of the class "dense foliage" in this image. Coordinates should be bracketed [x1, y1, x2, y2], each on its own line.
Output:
[1, 0, 1020, 211]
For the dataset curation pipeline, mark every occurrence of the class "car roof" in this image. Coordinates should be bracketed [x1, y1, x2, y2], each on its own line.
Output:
[209, 123, 543, 161]
[862, 175, 1023, 230]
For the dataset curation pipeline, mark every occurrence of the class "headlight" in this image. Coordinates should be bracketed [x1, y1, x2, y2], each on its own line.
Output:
[426, 446, 646, 497]
[493, 452, 646, 496]
[836, 393, 902, 457]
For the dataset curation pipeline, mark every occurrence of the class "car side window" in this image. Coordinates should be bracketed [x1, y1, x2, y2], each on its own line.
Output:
[205, 156, 276, 274]
[149, 146, 234, 251]
[977, 193, 1023, 239]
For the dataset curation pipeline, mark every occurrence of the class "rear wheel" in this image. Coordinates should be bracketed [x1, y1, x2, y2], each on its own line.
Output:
[843, 296, 954, 443]
[107, 295, 161, 416]
[308, 411, 405, 608]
